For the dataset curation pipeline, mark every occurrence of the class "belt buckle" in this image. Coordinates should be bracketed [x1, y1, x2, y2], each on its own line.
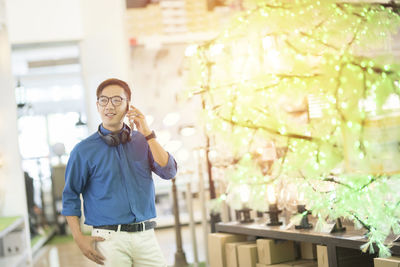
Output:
[141, 221, 145, 231]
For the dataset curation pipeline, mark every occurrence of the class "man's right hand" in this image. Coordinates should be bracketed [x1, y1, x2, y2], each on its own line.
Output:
[75, 234, 106, 265]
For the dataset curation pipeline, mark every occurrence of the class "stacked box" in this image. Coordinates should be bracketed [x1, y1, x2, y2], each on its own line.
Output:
[226, 241, 254, 267]
[257, 239, 296, 265]
[256, 260, 317, 267]
[300, 242, 317, 260]
[208, 233, 247, 267]
[238, 243, 258, 267]
[295, 261, 318, 267]
[374, 256, 400, 267]
[316, 245, 328, 267]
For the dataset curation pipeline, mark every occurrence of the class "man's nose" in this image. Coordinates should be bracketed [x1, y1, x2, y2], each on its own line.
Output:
[105, 100, 115, 108]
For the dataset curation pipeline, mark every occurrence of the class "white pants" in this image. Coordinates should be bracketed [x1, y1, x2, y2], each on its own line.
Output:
[92, 227, 168, 267]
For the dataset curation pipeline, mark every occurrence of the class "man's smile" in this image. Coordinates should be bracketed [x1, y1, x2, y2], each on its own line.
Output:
[105, 112, 116, 118]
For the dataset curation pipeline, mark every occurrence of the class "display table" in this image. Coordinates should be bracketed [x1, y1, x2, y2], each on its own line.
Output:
[215, 220, 400, 267]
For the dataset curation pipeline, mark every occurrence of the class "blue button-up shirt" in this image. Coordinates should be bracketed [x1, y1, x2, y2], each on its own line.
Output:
[61, 125, 177, 226]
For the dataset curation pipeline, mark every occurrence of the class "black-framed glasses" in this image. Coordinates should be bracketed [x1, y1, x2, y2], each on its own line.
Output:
[97, 95, 127, 107]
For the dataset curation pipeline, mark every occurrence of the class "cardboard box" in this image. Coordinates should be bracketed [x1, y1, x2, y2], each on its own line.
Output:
[256, 264, 290, 267]
[316, 245, 328, 267]
[374, 257, 400, 267]
[283, 260, 318, 267]
[257, 238, 296, 264]
[208, 233, 247, 267]
[238, 243, 258, 267]
[226, 241, 254, 267]
[255, 260, 317, 267]
[301, 242, 317, 260]
[294, 260, 318, 267]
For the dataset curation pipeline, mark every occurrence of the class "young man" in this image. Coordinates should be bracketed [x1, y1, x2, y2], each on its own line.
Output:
[62, 78, 177, 266]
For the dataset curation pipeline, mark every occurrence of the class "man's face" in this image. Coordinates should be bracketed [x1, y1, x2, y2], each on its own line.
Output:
[96, 85, 129, 131]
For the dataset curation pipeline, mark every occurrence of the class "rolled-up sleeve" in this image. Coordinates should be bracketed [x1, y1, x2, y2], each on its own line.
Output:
[61, 148, 89, 217]
[149, 150, 177, 180]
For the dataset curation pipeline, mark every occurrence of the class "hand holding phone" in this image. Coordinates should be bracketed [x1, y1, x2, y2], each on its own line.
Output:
[126, 105, 152, 137]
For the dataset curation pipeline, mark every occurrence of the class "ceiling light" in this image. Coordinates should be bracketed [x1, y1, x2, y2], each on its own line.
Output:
[146, 114, 154, 126]
[165, 140, 182, 153]
[179, 125, 196, 136]
[157, 130, 171, 146]
[163, 112, 180, 126]
[176, 149, 189, 162]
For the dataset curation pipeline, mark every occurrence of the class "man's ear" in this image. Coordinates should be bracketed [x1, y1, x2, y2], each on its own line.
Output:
[126, 102, 130, 112]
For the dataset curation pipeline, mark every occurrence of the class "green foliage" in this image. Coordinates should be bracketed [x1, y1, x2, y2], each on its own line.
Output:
[186, 0, 400, 257]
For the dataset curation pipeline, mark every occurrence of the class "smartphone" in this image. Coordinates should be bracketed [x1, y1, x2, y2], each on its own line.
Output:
[124, 108, 134, 130]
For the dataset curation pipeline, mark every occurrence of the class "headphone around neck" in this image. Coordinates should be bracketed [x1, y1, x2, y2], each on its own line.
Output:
[98, 123, 131, 146]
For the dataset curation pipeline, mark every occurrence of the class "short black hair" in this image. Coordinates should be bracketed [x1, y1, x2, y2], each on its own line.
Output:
[96, 78, 132, 101]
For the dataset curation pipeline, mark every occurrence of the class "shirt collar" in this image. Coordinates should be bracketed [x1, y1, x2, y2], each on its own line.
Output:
[99, 124, 124, 135]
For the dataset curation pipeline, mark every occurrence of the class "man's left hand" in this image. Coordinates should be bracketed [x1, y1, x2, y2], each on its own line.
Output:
[126, 105, 152, 137]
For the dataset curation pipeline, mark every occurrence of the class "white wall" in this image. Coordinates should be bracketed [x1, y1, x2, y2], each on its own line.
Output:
[0, 0, 27, 221]
[5, 0, 130, 132]
[0, 0, 31, 262]
[5, 0, 83, 44]
[79, 0, 130, 132]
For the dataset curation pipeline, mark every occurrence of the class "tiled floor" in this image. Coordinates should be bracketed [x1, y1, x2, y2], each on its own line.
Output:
[33, 224, 208, 267]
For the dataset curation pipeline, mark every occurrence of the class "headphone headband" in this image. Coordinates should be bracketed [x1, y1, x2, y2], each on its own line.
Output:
[98, 123, 131, 146]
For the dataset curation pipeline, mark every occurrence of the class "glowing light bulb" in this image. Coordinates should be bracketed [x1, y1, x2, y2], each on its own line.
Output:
[157, 130, 171, 146]
[163, 112, 180, 126]
[165, 140, 182, 153]
[210, 44, 224, 56]
[145, 115, 154, 126]
[240, 184, 251, 204]
[185, 45, 198, 57]
[179, 125, 196, 137]
[176, 149, 189, 162]
[262, 36, 274, 50]
[267, 185, 276, 204]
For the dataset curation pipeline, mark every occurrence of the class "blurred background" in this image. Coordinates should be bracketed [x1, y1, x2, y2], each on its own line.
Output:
[0, 0, 242, 266]
[3, 1, 399, 267]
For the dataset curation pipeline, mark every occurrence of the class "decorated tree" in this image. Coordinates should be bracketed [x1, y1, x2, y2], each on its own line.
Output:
[185, 0, 400, 256]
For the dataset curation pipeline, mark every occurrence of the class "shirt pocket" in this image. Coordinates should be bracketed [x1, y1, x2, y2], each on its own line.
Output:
[131, 159, 152, 179]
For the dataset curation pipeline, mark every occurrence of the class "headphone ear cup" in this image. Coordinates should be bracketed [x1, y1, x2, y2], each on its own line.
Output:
[110, 134, 120, 146]
[120, 124, 131, 144]
[120, 131, 127, 144]
[98, 124, 129, 146]
[102, 135, 116, 146]
[100, 133, 120, 146]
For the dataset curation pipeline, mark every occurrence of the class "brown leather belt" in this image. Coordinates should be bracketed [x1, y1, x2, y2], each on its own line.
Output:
[93, 221, 156, 232]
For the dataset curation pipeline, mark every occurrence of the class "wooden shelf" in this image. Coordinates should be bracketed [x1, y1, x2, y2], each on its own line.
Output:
[0, 217, 24, 239]
[132, 31, 218, 46]
[216, 220, 400, 267]
[0, 250, 28, 267]
[31, 226, 56, 255]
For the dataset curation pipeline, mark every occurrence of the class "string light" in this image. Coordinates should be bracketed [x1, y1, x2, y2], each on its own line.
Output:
[186, 0, 400, 256]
